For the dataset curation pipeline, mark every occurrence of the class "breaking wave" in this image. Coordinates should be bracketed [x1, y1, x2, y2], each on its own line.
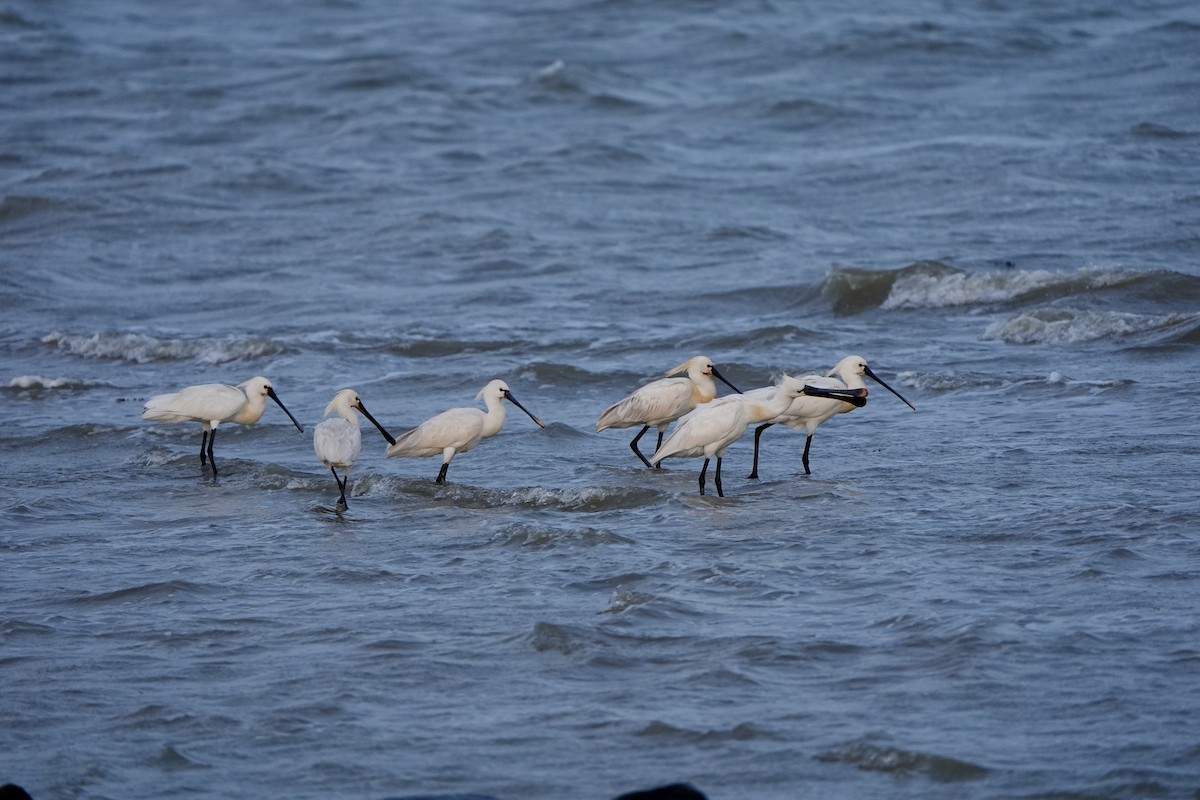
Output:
[7, 375, 97, 391]
[983, 308, 1200, 345]
[42, 330, 285, 364]
[882, 264, 1139, 310]
[819, 263, 1200, 315]
[816, 739, 988, 782]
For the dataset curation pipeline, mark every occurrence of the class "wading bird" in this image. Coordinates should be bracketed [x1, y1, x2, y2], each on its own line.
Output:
[314, 389, 396, 508]
[596, 355, 741, 468]
[142, 376, 304, 475]
[649, 375, 815, 497]
[747, 355, 916, 479]
[385, 379, 544, 484]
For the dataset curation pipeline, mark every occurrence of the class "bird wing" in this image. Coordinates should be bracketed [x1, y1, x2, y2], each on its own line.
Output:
[651, 399, 746, 463]
[141, 383, 246, 423]
[314, 418, 361, 469]
[386, 407, 484, 458]
[596, 378, 692, 430]
[777, 394, 844, 425]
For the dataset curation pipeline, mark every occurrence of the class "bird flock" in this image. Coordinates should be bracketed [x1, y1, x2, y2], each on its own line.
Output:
[142, 355, 914, 506]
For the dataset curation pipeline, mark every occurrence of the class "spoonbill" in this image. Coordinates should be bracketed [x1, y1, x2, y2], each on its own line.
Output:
[385, 379, 545, 484]
[747, 355, 916, 479]
[649, 375, 810, 497]
[142, 376, 304, 475]
[314, 389, 396, 508]
[596, 355, 741, 468]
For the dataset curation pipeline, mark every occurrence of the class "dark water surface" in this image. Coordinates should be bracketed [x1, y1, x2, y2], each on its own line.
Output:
[3, 1, 1200, 798]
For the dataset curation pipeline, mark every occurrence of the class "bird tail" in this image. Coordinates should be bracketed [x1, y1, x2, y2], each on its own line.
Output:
[385, 426, 425, 458]
[595, 402, 623, 432]
[141, 394, 185, 422]
[649, 424, 689, 465]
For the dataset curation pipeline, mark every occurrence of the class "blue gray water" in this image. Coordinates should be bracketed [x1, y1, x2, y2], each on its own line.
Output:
[3, 1, 1199, 798]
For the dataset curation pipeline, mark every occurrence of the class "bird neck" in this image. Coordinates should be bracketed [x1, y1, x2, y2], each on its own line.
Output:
[481, 398, 507, 438]
[690, 373, 717, 403]
[746, 390, 795, 423]
[233, 392, 267, 425]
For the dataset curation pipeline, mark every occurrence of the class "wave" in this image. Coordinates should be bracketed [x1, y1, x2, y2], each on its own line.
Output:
[66, 580, 216, 606]
[248, 469, 664, 512]
[898, 369, 1134, 396]
[983, 308, 1200, 346]
[416, 483, 662, 512]
[491, 523, 634, 549]
[816, 739, 988, 782]
[636, 719, 775, 743]
[880, 263, 1139, 310]
[821, 265, 910, 315]
[527, 59, 655, 112]
[42, 330, 285, 364]
[7, 374, 98, 391]
[818, 263, 1200, 319]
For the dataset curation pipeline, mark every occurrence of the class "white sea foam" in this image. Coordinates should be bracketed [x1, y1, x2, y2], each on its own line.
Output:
[982, 309, 1190, 344]
[41, 331, 283, 364]
[9, 375, 81, 390]
[882, 267, 1132, 310]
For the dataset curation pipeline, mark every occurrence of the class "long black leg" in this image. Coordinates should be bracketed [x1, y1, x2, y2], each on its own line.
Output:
[331, 467, 348, 507]
[654, 430, 665, 469]
[802, 434, 813, 475]
[747, 422, 773, 479]
[715, 456, 724, 497]
[698, 458, 709, 496]
[628, 425, 654, 469]
[436, 462, 450, 484]
[199, 430, 209, 466]
[207, 429, 218, 476]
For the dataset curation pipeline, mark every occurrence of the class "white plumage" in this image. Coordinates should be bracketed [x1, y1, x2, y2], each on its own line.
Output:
[748, 354, 916, 478]
[142, 376, 304, 475]
[650, 375, 809, 497]
[314, 389, 395, 508]
[596, 355, 740, 468]
[385, 379, 545, 484]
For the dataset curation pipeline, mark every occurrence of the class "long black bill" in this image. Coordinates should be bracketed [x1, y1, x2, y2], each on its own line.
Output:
[711, 366, 741, 394]
[355, 400, 396, 446]
[803, 385, 869, 408]
[863, 366, 916, 411]
[266, 387, 305, 432]
[503, 390, 546, 428]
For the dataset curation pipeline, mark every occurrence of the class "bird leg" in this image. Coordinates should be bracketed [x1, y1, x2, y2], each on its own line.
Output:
[436, 463, 450, 484]
[628, 425, 654, 469]
[207, 429, 219, 476]
[199, 431, 209, 466]
[747, 422, 773, 480]
[714, 456, 724, 497]
[331, 467, 348, 507]
[802, 434, 813, 475]
[655, 430, 664, 469]
[698, 458, 709, 496]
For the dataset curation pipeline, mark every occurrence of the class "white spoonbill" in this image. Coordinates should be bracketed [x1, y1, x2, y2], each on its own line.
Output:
[649, 375, 809, 497]
[314, 389, 396, 508]
[385, 379, 545, 484]
[596, 355, 741, 468]
[747, 355, 916, 479]
[142, 376, 304, 475]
